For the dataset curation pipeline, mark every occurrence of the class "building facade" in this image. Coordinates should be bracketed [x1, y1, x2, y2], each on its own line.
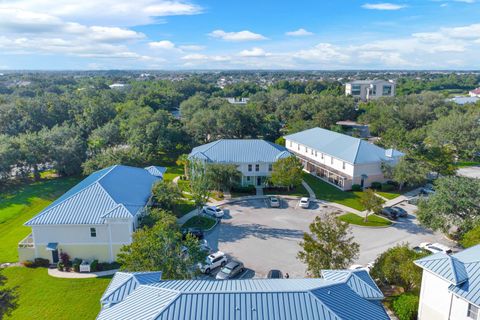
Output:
[284, 127, 403, 190]
[469, 88, 480, 97]
[415, 245, 480, 320]
[345, 79, 396, 101]
[18, 165, 164, 263]
[189, 139, 291, 187]
[97, 269, 389, 320]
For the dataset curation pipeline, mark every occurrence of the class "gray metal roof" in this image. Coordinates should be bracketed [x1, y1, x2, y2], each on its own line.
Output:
[97, 270, 388, 320]
[101, 272, 162, 306]
[321, 270, 383, 299]
[189, 139, 292, 164]
[284, 127, 403, 164]
[25, 165, 163, 226]
[416, 245, 480, 306]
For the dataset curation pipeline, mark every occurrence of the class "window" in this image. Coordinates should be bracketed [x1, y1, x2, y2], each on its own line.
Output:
[382, 85, 392, 96]
[289, 141, 292, 147]
[331, 157, 334, 165]
[311, 149, 314, 155]
[268, 164, 273, 171]
[255, 164, 259, 172]
[315, 151, 318, 157]
[248, 164, 252, 172]
[305, 146, 308, 153]
[297, 144, 300, 151]
[247, 176, 250, 181]
[371, 85, 377, 95]
[351, 84, 361, 95]
[468, 304, 479, 319]
[90, 227, 96, 237]
[342, 162, 346, 170]
[321, 153, 324, 159]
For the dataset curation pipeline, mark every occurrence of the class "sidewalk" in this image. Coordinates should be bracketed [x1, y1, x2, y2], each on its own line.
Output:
[48, 268, 118, 278]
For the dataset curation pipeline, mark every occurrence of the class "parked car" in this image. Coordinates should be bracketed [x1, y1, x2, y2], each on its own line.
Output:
[348, 264, 364, 270]
[270, 196, 280, 208]
[299, 197, 310, 209]
[419, 242, 452, 254]
[199, 239, 211, 252]
[203, 205, 224, 218]
[182, 228, 204, 240]
[199, 251, 228, 274]
[391, 206, 408, 218]
[380, 207, 398, 220]
[420, 184, 435, 196]
[267, 269, 283, 279]
[215, 261, 245, 280]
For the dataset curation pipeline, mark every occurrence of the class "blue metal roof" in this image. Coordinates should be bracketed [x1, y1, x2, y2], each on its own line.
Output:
[189, 139, 291, 164]
[25, 165, 162, 226]
[97, 271, 387, 320]
[416, 245, 480, 306]
[321, 270, 384, 299]
[284, 127, 403, 164]
[145, 166, 167, 177]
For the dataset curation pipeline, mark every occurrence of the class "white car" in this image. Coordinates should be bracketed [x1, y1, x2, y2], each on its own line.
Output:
[203, 206, 224, 218]
[198, 251, 228, 274]
[299, 197, 310, 209]
[270, 196, 280, 208]
[419, 242, 452, 254]
[349, 264, 364, 270]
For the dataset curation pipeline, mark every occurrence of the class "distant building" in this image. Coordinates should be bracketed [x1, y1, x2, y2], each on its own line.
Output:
[415, 245, 480, 320]
[226, 97, 250, 105]
[109, 83, 128, 90]
[449, 96, 480, 105]
[469, 88, 480, 97]
[345, 80, 395, 101]
[97, 269, 389, 320]
[189, 139, 291, 187]
[284, 127, 403, 190]
[335, 120, 371, 138]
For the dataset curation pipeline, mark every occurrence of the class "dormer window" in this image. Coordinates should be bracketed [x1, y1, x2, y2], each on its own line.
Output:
[90, 227, 97, 237]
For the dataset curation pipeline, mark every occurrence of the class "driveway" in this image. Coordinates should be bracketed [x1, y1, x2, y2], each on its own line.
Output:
[457, 166, 480, 179]
[205, 198, 455, 278]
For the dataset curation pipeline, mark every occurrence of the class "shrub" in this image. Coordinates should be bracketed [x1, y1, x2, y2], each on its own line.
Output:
[351, 184, 362, 191]
[57, 261, 64, 271]
[90, 259, 98, 272]
[22, 260, 36, 268]
[392, 293, 419, 320]
[371, 182, 382, 190]
[460, 225, 480, 248]
[34, 258, 50, 267]
[381, 183, 395, 191]
[231, 185, 256, 193]
[97, 261, 121, 271]
[72, 258, 82, 272]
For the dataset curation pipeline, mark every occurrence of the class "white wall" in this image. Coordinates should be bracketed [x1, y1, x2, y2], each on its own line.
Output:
[345, 81, 395, 100]
[236, 162, 273, 177]
[418, 270, 455, 320]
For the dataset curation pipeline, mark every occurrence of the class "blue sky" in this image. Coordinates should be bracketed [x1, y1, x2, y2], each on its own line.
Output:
[0, 0, 479, 70]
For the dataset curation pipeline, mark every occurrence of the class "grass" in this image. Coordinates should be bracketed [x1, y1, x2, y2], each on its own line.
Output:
[182, 215, 216, 230]
[338, 212, 392, 227]
[264, 184, 309, 197]
[453, 161, 480, 168]
[3, 267, 110, 320]
[375, 191, 402, 200]
[0, 177, 81, 263]
[302, 173, 365, 211]
[173, 199, 196, 218]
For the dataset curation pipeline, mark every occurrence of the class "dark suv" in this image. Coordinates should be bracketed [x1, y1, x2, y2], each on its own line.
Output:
[380, 207, 398, 220]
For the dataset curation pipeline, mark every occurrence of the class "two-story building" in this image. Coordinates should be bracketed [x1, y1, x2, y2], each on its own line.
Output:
[18, 165, 165, 264]
[188, 139, 291, 187]
[415, 245, 480, 320]
[284, 127, 403, 190]
[345, 79, 396, 101]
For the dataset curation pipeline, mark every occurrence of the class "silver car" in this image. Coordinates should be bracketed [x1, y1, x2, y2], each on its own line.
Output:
[299, 197, 310, 208]
[215, 261, 244, 280]
[270, 196, 280, 208]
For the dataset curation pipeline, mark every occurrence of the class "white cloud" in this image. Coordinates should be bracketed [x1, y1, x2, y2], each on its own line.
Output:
[294, 43, 350, 63]
[208, 30, 267, 41]
[453, 0, 475, 3]
[285, 28, 314, 36]
[181, 53, 208, 60]
[149, 40, 176, 49]
[239, 47, 270, 57]
[0, 0, 203, 26]
[179, 44, 205, 51]
[362, 3, 407, 10]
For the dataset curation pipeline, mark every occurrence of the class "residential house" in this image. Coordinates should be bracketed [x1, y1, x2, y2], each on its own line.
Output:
[18, 165, 165, 264]
[226, 97, 250, 105]
[284, 127, 403, 190]
[415, 244, 480, 320]
[449, 96, 480, 105]
[345, 79, 396, 101]
[97, 269, 389, 320]
[469, 88, 480, 97]
[188, 139, 291, 187]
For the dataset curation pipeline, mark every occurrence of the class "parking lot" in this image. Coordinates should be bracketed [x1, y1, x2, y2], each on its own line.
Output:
[204, 197, 454, 278]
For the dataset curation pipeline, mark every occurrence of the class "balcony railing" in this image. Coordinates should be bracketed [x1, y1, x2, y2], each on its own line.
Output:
[18, 233, 34, 248]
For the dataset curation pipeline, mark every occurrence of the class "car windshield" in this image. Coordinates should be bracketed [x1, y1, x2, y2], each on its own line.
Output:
[301, 199, 307, 203]
[271, 198, 278, 202]
[221, 267, 232, 274]
[215, 208, 222, 212]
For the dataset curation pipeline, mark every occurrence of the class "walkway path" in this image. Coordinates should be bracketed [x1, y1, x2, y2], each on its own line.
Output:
[301, 180, 316, 200]
[48, 268, 118, 278]
[255, 187, 263, 196]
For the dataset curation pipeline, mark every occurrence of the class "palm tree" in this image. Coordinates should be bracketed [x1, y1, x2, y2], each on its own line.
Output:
[176, 154, 190, 179]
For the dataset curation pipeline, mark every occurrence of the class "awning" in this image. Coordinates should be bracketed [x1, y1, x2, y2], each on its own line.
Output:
[46, 242, 58, 251]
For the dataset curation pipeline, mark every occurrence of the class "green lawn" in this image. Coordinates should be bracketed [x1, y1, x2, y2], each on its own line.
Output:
[182, 215, 217, 230]
[3, 267, 110, 320]
[0, 177, 81, 263]
[173, 199, 196, 218]
[375, 191, 402, 200]
[264, 184, 309, 197]
[453, 161, 480, 168]
[338, 213, 392, 227]
[302, 173, 365, 211]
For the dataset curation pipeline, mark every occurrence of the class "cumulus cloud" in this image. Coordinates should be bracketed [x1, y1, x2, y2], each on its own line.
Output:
[208, 30, 267, 41]
[149, 40, 176, 49]
[362, 3, 407, 10]
[285, 28, 314, 36]
[179, 44, 205, 51]
[239, 47, 270, 57]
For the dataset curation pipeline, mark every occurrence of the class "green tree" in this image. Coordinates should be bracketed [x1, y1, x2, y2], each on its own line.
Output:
[270, 156, 304, 190]
[298, 215, 359, 277]
[359, 189, 385, 222]
[460, 225, 480, 248]
[82, 146, 146, 175]
[205, 163, 241, 191]
[370, 244, 427, 291]
[176, 154, 190, 178]
[0, 269, 18, 319]
[117, 210, 206, 279]
[151, 181, 181, 211]
[417, 176, 480, 236]
[189, 160, 211, 213]
[392, 158, 428, 190]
